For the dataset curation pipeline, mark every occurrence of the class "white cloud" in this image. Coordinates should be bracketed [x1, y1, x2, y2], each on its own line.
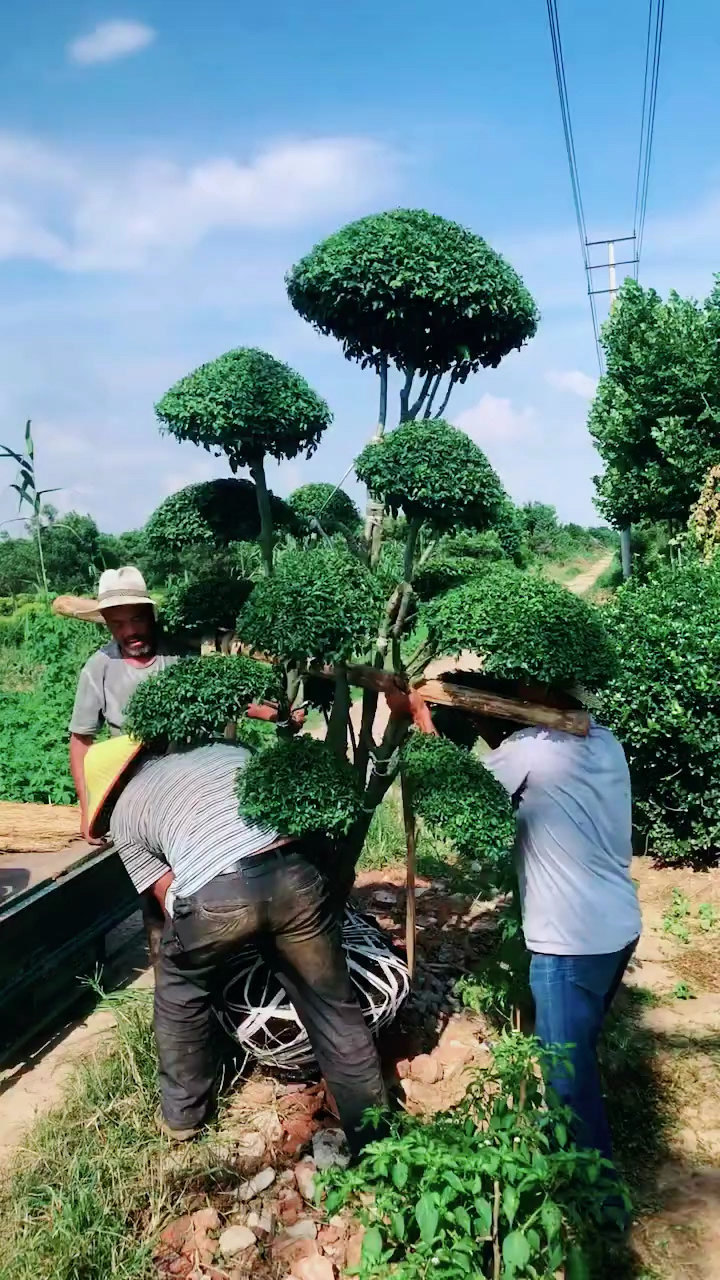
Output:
[545, 369, 598, 399]
[454, 394, 536, 443]
[0, 131, 395, 271]
[68, 20, 156, 66]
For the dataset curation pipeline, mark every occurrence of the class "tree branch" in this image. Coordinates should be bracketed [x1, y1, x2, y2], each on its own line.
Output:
[399, 366, 415, 422]
[408, 372, 434, 421]
[249, 456, 274, 576]
[326, 664, 351, 760]
[423, 372, 443, 419]
[436, 373, 458, 418]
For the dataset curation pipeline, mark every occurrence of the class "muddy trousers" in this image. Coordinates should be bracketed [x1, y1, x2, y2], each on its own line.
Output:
[153, 848, 387, 1152]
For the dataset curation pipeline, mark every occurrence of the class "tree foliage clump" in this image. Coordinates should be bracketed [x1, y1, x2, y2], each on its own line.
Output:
[288, 483, 360, 535]
[603, 561, 720, 864]
[155, 348, 332, 471]
[286, 209, 538, 377]
[144, 478, 295, 552]
[238, 543, 384, 666]
[402, 733, 514, 879]
[161, 573, 253, 636]
[124, 655, 281, 748]
[356, 418, 506, 534]
[237, 736, 362, 838]
[589, 278, 720, 528]
[0, 611, 103, 804]
[423, 565, 617, 690]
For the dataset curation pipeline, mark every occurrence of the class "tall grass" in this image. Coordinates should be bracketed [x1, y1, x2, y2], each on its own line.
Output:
[0, 992, 162, 1280]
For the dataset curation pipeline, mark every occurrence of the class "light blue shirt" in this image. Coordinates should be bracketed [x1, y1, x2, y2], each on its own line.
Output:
[483, 722, 642, 955]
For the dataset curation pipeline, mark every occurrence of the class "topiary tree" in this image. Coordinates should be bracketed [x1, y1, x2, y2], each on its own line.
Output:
[602, 561, 720, 865]
[145, 478, 297, 554]
[287, 209, 538, 556]
[155, 348, 331, 574]
[287, 482, 360, 537]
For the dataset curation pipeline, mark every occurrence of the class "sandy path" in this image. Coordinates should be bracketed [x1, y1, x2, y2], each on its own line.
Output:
[566, 550, 614, 596]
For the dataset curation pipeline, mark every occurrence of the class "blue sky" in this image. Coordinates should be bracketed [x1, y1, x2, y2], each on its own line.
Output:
[1, 1, 719, 534]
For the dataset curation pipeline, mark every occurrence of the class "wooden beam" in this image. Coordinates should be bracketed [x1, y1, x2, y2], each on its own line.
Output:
[413, 679, 590, 737]
[400, 772, 417, 980]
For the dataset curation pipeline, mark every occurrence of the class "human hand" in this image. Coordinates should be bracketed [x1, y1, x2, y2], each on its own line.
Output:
[80, 816, 108, 848]
[246, 702, 307, 732]
[384, 686, 437, 735]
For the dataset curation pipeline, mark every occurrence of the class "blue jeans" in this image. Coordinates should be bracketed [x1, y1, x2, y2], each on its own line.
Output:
[530, 941, 637, 1162]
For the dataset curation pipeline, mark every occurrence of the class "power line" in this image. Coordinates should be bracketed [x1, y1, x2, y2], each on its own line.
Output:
[633, 0, 666, 273]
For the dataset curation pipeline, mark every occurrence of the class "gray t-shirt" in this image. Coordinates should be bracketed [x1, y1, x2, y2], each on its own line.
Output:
[483, 722, 642, 956]
[69, 641, 181, 738]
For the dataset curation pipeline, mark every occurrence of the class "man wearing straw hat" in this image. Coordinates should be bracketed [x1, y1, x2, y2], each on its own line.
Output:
[69, 567, 183, 842]
[82, 734, 387, 1149]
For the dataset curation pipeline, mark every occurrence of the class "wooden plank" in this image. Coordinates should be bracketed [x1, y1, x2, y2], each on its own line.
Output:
[413, 679, 590, 737]
[400, 773, 417, 980]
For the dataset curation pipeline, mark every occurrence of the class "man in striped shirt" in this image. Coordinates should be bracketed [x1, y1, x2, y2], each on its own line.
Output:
[101, 741, 387, 1148]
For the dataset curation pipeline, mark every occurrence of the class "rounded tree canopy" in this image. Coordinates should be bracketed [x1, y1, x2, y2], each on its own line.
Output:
[423, 564, 617, 690]
[161, 572, 253, 635]
[155, 347, 332, 470]
[124, 655, 282, 748]
[288, 482, 361, 534]
[238, 541, 384, 666]
[145, 478, 296, 552]
[237, 737, 362, 839]
[286, 209, 539, 376]
[354, 417, 506, 532]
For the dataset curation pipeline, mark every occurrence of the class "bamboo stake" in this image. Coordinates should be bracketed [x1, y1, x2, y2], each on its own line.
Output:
[400, 770, 417, 980]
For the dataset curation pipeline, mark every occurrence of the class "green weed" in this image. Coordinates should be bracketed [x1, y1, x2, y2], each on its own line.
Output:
[662, 889, 691, 943]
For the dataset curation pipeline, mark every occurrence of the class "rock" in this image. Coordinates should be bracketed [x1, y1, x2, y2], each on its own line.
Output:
[373, 889, 397, 906]
[219, 1225, 257, 1257]
[282, 1218, 318, 1241]
[292, 1254, 336, 1280]
[278, 1189, 305, 1225]
[409, 1054, 442, 1085]
[182, 1207, 221, 1265]
[278, 1168, 297, 1187]
[436, 1039, 474, 1068]
[254, 1109, 284, 1146]
[240, 1080, 276, 1107]
[246, 1206, 275, 1238]
[160, 1215, 193, 1252]
[168, 1259, 193, 1278]
[312, 1129, 351, 1171]
[295, 1159, 317, 1201]
[282, 1115, 318, 1155]
[346, 1228, 365, 1271]
[238, 1166, 276, 1201]
[395, 1058, 411, 1079]
[234, 1131, 267, 1169]
[272, 1238, 320, 1269]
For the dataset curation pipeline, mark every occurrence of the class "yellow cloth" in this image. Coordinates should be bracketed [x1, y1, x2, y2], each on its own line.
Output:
[84, 734, 143, 838]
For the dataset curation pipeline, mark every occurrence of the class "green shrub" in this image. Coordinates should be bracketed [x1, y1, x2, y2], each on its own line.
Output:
[288, 482, 360, 534]
[324, 1032, 623, 1280]
[124, 655, 281, 748]
[402, 733, 514, 886]
[0, 611, 103, 804]
[424, 564, 617, 690]
[161, 573, 253, 635]
[286, 209, 538, 376]
[355, 418, 506, 533]
[237, 736, 362, 837]
[603, 561, 720, 863]
[238, 542, 384, 665]
[155, 347, 332, 470]
[144, 478, 296, 552]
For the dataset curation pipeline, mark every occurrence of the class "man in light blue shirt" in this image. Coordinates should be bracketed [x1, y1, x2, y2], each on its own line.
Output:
[482, 707, 641, 1166]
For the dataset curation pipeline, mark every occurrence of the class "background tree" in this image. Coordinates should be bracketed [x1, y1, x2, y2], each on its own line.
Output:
[589, 278, 720, 533]
[155, 348, 331, 575]
[287, 482, 361, 537]
[287, 209, 538, 557]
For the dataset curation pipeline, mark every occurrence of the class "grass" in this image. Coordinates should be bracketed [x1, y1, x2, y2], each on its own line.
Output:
[358, 785, 477, 892]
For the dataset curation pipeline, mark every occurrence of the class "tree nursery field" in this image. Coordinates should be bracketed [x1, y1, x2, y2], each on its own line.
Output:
[1, 210, 719, 1280]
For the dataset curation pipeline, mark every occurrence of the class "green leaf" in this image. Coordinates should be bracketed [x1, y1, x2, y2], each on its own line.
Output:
[474, 1196, 493, 1236]
[502, 1184, 519, 1226]
[361, 1225, 384, 1265]
[554, 1122, 568, 1147]
[415, 1192, 440, 1246]
[24, 419, 34, 459]
[443, 1170, 465, 1194]
[540, 1200, 562, 1241]
[565, 1244, 591, 1280]
[390, 1211, 406, 1242]
[392, 1159, 409, 1190]
[454, 1206, 472, 1236]
[502, 1230, 530, 1271]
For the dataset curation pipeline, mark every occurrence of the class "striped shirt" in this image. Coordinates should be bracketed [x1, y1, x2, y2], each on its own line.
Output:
[111, 743, 279, 900]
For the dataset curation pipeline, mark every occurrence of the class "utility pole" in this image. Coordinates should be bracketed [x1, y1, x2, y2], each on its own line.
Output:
[587, 235, 636, 579]
[607, 242, 632, 579]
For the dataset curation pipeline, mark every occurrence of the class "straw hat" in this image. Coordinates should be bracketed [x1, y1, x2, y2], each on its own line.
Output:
[75, 566, 155, 619]
[84, 735, 145, 838]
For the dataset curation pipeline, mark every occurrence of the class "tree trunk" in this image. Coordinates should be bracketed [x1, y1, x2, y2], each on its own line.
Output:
[364, 356, 389, 566]
[249, 457, 274, 576]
